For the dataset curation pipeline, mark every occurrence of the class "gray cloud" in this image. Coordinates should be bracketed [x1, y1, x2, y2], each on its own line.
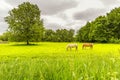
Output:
[73, 8, 107, 21]
[45, 23, 63, 30]
[57, 13, 69, 21]
[38, 0, 78, 15]
[5, 0, 78, 15]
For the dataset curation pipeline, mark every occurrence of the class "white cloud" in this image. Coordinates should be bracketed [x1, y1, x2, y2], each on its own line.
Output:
[0, 0, 13, 10]
[77, 0, 104, 10]
[0, 22, 8, 34]
[0, 0, 13, 18]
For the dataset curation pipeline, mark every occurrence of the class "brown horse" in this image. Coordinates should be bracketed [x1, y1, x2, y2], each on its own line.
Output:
[82, 43, 93, 49]
[66, 43, 78, 51]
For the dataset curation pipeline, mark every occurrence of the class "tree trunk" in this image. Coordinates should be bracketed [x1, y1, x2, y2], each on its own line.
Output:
[27, 40, 29, 45]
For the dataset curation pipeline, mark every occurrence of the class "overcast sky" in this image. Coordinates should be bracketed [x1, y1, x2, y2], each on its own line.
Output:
[0, 0, 120, 34]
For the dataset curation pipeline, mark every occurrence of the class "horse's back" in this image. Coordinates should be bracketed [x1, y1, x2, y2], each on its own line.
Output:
[83, 43, 93, 45]
[66, 43, 78, 50]
[82, 43, 93, 49]
[67, 43, 77, 47]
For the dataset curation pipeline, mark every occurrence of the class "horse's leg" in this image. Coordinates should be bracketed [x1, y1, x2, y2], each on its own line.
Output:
[76, 46, 78, 50]
[91, 45, 93, 49]
[82, 45, 84, 49]
[66, 47, 68, 51]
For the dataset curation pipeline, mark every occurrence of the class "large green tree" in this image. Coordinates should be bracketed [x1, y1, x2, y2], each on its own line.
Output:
[90, 16, 111, 42]
[77, 7, 120, 43]
[5, 2, 44, 44]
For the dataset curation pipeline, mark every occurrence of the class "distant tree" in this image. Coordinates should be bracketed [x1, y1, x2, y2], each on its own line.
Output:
[5, 2, 44, 44]
[55, 29, 62, 42]
[56, 29, 75, 42]
[42, 29, 75, 42]
[68, 29, 75, 42]
[0, 32, 10, 41]
[43, 29, 56, 42]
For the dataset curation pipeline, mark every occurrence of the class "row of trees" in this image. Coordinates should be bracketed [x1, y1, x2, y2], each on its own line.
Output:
[43, 29, 74, 42]
[76, 7, 120, 43]
[0, 29, 75, 42]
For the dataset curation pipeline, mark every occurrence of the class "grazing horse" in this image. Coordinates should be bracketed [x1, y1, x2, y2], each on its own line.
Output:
[66, 43, 78, 51]
[82, 43, 93, 49]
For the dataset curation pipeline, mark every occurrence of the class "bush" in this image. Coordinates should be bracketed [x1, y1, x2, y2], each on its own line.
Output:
[109, 38, 120, 43]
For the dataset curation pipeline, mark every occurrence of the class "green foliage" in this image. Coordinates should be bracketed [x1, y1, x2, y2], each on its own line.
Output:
[107, 7, 120, 39]
[5, 2, 44, 44]
[109, 38, 120, 43]
[91, 16, 111, 42]
[43, 29, 56, 42]
[0, 32, 10, 41]
[76, 22, 91, 42]
[77, 7, 120, 43]
[56, 29, 75, 42]
[43, 29, 75, 42]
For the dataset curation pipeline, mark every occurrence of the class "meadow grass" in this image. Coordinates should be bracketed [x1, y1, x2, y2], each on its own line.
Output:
[0, 42, 120, 80]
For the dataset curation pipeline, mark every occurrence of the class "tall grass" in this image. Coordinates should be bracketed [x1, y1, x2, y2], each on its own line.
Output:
[0, 42, 120, 80]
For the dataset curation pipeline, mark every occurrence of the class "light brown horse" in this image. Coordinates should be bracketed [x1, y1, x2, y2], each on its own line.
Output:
[82, 43, 93, 49]
[66, 43, 78, 51]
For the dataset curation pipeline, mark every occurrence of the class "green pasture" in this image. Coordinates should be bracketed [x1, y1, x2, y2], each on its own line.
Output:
[0, 42, 120, 80]
[0, 42, 120, 56]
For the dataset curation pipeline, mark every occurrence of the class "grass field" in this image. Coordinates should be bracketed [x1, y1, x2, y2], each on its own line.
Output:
[0, 42, 120, 80]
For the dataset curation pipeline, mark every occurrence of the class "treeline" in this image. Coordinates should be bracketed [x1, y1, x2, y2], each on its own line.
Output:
[43, 29, 75, 42]
[76, 7, 120, 43]
[0, 29, 75, 42]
